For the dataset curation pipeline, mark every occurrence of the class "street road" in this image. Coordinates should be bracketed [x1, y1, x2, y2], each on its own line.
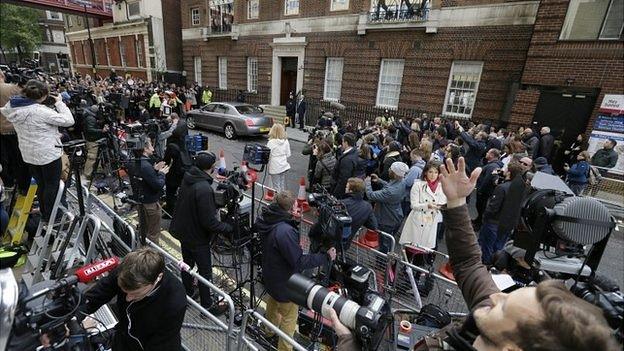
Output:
[190, 127, 624, 290]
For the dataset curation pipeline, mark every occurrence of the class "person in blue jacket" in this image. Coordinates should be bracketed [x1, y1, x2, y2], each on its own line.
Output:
[257, 191, 336, 351]
[565, 151, 591, 196]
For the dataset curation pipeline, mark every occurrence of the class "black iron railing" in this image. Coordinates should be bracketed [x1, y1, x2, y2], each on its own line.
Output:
[368, 3, 430, 23]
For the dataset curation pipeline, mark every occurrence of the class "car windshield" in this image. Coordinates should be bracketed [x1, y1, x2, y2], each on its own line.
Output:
[235, 105, 262, 114]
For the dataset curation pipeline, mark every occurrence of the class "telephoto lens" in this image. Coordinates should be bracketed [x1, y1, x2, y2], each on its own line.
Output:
[287, 274, 388, 339]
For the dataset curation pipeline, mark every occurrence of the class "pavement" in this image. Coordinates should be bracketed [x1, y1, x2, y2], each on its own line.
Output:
[189, 126, 624, 290]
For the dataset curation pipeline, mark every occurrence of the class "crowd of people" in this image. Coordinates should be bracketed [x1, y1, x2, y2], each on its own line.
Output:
[0, 68, 621, 351]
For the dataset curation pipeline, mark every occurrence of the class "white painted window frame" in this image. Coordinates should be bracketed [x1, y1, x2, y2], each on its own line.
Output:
[323, 57, 344, 102]
[376, 59, 405, 109]
[442, 61, 483, 119]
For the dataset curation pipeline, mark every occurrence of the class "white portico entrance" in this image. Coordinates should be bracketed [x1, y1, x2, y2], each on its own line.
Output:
[270, 24, 307, 106]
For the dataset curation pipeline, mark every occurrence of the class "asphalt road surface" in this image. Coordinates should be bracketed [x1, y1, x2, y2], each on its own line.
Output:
[190, 127, 624, 291]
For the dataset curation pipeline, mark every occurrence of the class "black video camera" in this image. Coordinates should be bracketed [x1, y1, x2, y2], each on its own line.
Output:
[308, 185, 352, 252]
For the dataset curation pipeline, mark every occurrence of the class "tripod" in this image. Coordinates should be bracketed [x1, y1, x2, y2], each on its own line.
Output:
[88, 136, 125, 211]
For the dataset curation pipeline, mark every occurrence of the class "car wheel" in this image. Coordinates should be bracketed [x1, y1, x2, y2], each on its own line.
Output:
[187, 117, 196, 129]
[224, 123, 236, 140]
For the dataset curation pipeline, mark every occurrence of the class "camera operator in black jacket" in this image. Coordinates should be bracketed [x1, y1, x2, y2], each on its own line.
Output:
[83, 105, 109, 177]
[162, 115, 190, 214]
[82, 248, 187, 351]
[169, 152, 233, 315]
[132, 138, 169, 244]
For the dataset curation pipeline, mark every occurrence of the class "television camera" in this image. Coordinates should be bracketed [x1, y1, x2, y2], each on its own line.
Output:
[2, 257, 120, 351]
[288, 271, 392, 350]
[307, 184, 352, 253]
[498, 172, 623, 339]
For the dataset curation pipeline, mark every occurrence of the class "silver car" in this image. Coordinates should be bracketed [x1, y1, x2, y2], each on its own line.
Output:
[186, 102, 274, 139]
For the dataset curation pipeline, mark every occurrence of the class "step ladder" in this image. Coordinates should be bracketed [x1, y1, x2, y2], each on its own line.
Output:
[2, 178, 38, 244]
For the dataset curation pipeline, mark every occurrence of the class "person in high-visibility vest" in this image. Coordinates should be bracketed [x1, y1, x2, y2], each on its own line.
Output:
[149, 89, 162, 118]
[201, 88, 212, 105]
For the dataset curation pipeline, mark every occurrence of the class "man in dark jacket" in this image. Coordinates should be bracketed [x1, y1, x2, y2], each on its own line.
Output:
[459, 130, 487, 173]
[163, 117, 190, 214]
[170, 152, 233, 314]
[296, 94, 307, 130]
[82, 248, 187, 351]
[342, 178, 378, 247]
[332, 133, 359, 199]
[474, 148, 503, 228]
[521, 128, 539, 159]
[591, 138, 619, 170]
[477, 161, 527, 264]
[132, 138, 169, 244]
[138, 101, 150, 122]
[536, 126, 555, 162]
[257, 191, 335, 351]
[285, 92, 296, 128]
[83, 105, 108, 176]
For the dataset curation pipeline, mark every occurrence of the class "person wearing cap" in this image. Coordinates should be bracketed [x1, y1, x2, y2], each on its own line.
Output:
[533, 156, 555, 175]
[365, 161, 409, 253]
[399, 161, 447, 251]
[169, 152, 233, 315]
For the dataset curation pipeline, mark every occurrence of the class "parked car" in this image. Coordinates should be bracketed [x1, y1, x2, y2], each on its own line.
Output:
[186, 102, 274, 139]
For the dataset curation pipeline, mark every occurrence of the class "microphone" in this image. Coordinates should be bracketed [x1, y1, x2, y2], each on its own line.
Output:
[53, 257, 121, 290]
[28, 257, 121, 302]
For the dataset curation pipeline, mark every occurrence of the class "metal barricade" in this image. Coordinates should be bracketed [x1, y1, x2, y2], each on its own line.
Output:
[582, 168, 624, 219]
[147, 241, 237, 351]
[237, 309, 307, 351]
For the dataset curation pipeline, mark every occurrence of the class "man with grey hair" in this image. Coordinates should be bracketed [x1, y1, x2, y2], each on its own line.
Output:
[536, 125, 555, 162]
[365, 161, 409, 253]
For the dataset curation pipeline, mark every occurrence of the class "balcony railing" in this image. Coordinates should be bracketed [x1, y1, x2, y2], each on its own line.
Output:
[368, 4, 430, 23]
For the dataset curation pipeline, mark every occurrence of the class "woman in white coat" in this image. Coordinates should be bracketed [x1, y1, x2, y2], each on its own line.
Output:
[266, 123, 291, 193]
[399, 162, 447, 249]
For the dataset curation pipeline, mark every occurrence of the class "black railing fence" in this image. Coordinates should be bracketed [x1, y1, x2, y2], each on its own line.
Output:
[205, 88, 270, 106]
[368, 1, 430, 23]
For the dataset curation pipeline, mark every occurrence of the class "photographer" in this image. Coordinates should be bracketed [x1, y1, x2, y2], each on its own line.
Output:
[341, 178, 378, 248]
[419, 157, 618, 351]
[365, 162, 409, 253]
[1, 79, 74, 223]
[332, 133, 359, 199]
[170, 152, 232, 314]
[257, 191, 336, 351]
[82, 248, 187, 351]
[477, 161, 527, 265]
[132, 138, 169, 244]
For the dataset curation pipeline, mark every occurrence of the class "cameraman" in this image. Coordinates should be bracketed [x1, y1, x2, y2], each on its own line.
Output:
[133, 138, 169, 244]
[257, 191, 336, 351]
[1, 80, 74, 223]
[308, 178, 377, 252]
[169, 152, 233, 315]
[82, 248, 187, 351]
[83, 105, 108, 176]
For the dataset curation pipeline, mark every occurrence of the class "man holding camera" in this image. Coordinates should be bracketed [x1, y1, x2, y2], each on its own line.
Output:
[257, 191, 336, 351]
[82, 248, 187, 351]
[170, 152, 233, 315]
[83, 105, 109, 177]
[133, 138, 169, 244]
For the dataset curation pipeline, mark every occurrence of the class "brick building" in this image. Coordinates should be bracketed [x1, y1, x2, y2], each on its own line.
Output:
[181, 0, 539, 123]
[66, 0, 183, 82]
[508, 0, 623, 145]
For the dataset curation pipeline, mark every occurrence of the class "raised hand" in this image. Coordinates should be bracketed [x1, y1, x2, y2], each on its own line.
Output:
[439, 157, 481, 208]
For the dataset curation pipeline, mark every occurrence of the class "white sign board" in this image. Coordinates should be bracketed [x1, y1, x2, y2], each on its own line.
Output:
[600, 94, 624, 115]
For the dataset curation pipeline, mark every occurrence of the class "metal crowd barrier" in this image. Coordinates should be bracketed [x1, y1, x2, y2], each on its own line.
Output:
[245, 186, 468, 316]
[582, 167, 624, 219]
[237, 309, 307, 351]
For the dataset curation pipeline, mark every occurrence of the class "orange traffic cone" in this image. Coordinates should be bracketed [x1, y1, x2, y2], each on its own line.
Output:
[296, 176, 310, 213]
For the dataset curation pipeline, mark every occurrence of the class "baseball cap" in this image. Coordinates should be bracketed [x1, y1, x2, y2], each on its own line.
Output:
[390, 162, 409, 178]
[194, 152, 216, 170]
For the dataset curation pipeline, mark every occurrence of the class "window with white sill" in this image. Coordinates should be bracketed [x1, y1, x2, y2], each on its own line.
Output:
[191, 8, 201, 26]
[324, 58, 344, 102]
[285, 0, 299, 15]
[219, 57, 228, 89]
[376, 59, 404, 109]
[443, 61, 483, 118]
[248, 0, 259, 19]
[560, 0, 623, 40]
[247, 57, 258, 93]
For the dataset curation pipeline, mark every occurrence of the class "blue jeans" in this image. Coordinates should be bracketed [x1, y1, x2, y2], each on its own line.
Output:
[478, 222, 510, 265]
[181, 244, 215, 308]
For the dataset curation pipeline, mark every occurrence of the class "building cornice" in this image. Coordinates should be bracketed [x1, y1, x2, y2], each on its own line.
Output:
[182, 1, 539, 40]
[66, 20, 149, 41]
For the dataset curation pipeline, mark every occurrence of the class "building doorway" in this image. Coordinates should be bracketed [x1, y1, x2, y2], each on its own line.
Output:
[280, 57, 297, 106]
[532, 89, 597, 171]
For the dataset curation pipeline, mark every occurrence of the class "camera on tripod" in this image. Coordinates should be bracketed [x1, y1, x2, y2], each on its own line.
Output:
[307, 185, 352, 251]
[287, 271, 391, 350]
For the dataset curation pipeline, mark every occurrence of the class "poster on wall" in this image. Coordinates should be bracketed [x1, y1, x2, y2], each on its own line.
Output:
[588, 131, 624, 175]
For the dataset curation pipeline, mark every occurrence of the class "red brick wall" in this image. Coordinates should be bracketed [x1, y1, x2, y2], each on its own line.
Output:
[73, 42, 85, 65]
[74, 67, 148, 80]
[120, 35, 137, 67]
[181, 0, 209, 28]
[94, 39, 108, 65]
[441, 0, 527, 7]
[510, 0, 624, 132]
[107, 37, 122, 67]
[183, 24, 532, 122]
[162, 0, 183, 72]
